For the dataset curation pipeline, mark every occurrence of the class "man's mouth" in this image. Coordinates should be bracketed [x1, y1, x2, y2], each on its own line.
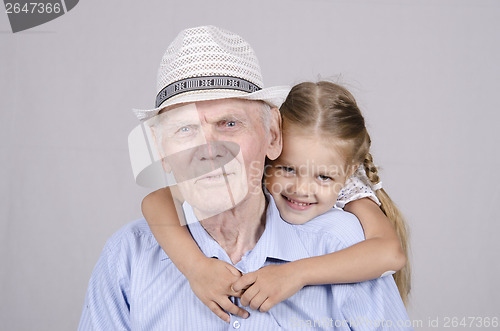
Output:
[196, 171, 232, 183]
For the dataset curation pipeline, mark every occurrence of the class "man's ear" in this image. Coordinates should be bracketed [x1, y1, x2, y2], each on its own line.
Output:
[266, 107, 282, 160]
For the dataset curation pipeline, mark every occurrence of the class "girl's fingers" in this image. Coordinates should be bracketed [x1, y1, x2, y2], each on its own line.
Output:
[240, 284, 259, 307]
[232, 272, 257, 292]
[219, 297, 250, 319]
[248, 291, 268, 311]
[207, 301, 230, 323]
[259, 298, 275, 313]
[230, 284, 244, 297]
[225, 264, 242, 277]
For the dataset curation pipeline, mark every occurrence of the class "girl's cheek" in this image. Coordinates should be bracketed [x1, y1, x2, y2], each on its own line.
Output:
[263, 175, 278, 193]
[264, 176, 289, 196]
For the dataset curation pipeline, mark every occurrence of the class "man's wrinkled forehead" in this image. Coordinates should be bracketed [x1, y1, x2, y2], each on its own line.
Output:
[158, 99, 260, 124]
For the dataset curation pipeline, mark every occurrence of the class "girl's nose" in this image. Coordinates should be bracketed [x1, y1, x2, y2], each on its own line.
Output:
[293, 177, 312, 196]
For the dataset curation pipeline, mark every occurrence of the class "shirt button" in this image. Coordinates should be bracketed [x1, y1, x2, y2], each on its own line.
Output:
[233, 320, 241, 329]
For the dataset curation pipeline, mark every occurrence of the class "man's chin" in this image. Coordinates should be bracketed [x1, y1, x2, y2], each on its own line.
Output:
[192, 201, 235, 220]
[189, 187, 251, 219]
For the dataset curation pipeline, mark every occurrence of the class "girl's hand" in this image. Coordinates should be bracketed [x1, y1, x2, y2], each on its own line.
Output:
[232, 263, 304, 312]
[186, 257, 249, 323]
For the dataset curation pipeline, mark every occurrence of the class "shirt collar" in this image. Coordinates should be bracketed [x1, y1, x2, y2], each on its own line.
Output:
[177, 193, 311, 271]
[242, 192, 310, 270]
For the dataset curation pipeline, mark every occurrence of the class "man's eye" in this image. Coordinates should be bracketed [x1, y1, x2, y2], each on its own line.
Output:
[174, 125, 196, 136]
[219, 120, 238, 128]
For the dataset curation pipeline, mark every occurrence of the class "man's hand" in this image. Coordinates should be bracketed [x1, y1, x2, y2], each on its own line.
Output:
[232, 263, 304, 312]
[186, 257, 249, 323]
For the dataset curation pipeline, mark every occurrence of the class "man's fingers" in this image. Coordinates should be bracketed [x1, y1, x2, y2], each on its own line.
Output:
[232, 272, 257, 292]
[219, 298, 250, 319]
[207, 301, 230, 323]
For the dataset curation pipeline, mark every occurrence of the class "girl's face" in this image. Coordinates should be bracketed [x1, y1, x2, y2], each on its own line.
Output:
[264, 130, 352, 225]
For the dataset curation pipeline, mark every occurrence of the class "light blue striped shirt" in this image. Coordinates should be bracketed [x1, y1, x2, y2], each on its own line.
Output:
[79, 195, 412, 330]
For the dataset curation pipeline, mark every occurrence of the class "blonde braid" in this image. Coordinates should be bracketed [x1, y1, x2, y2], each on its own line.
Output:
[363, 153, 411, 305]
[363, 153, 380, 185]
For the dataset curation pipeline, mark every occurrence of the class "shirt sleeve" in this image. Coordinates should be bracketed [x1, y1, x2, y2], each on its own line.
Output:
[78, 237, 131, 331]
[322, 213, 412, 330]
[341, 277, 412, 330]
[336, 165, 382, 209]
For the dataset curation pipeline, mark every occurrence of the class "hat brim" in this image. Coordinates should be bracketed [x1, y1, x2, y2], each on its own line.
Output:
[133, 86, 290, 121]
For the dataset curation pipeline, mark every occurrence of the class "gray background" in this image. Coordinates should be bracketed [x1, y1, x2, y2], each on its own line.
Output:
[1, 0, 499, 330]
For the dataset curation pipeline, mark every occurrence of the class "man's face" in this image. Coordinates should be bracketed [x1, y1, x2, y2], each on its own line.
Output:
[152, 99, 274, 219]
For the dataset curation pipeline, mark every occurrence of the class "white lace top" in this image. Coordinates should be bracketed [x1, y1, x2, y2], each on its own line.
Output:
[336, 165, 382, 209]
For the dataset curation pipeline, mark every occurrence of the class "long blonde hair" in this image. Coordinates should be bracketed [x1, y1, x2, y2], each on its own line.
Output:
[279, 81, 411, 304]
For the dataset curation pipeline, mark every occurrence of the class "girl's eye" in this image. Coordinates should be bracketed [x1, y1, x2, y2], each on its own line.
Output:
[318, 175, 332, 182]
[279, 166, 295, 174]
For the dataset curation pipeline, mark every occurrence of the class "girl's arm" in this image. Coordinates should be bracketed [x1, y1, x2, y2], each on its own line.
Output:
[142, 187, 249, 323]
[233, 197, 406, 312]
[298, 197, 406, 284]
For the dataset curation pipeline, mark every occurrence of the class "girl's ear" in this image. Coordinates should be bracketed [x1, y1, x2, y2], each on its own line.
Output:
[266, 107, 282, 160]
[349, 163, 359, 177]
[343, 163, 358, 184]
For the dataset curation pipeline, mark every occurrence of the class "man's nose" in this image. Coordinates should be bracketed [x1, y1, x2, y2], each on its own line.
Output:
[195, 140, 229, 162]
[191, 140, 242, 178]
[166, 141, 239, 183]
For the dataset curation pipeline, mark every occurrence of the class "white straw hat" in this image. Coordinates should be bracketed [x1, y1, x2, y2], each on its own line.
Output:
[133, 25, 290, 121]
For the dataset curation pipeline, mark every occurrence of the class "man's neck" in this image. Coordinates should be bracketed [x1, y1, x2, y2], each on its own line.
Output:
[199, 190, 267, 264]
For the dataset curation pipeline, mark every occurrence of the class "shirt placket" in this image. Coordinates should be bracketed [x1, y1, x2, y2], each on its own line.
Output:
[229, 315, 242, 330]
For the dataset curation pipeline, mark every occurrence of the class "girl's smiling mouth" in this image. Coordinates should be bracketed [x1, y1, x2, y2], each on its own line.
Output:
[282, 194, 316, 210]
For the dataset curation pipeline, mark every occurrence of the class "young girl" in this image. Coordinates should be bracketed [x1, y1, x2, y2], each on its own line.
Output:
[143, 81, 410, 323]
